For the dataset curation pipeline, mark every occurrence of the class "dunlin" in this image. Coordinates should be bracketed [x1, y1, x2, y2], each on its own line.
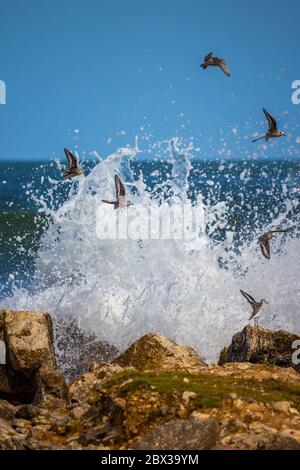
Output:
[63, 148, 83, 179]
[200, 52, 231, 77]
[252, 108, 285, 143]
[258, 227, 294, 259]
[102, 175, 133, 209]
[240, 289, 268, 326]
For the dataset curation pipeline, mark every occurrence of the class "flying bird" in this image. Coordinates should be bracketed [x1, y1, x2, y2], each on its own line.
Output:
[252, 108, 285, 143]
[102, 175, 133, 209]
[240, 289, 268, 326]
[63, 148, 84, 179]
[200, 52, 231, 77]
[258, 227, 294, 259]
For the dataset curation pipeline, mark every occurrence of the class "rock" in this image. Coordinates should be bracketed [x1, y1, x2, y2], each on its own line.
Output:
[15, 404, 39, 420]
[0, 417, 25, 450]
[1, 325, 300, 451]
[272, 401, 291, 414]
[70, 405, 90, 419]
[114, 333, 206, 372]
[182, 391, 197, 402]
[69, 363, 129, 403]
[0, 364, 37, 404]
[257, 433, 300, 450]
[0, 399, 15, 421]
[218, 347, 228, 366]
[0, 309, 67, 404]
[79, 421, 113, 446]
[36, 369, 69, 404]
[132, 416, 218, 450]
[2, 309, 56, 377]
[54, 318, 118, 382]
[220, 326, 300, 372]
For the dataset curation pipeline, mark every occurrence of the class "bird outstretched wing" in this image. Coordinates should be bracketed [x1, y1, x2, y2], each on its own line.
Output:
[204, 52, 213, 62]
[115, 175, 126, 198]
[240, 289, 256, 307]
[259, 237, 271, 259]
[269, 227, 294, 235]
[64, 148, 78, 169]
[218, 60, 231, 76]
[263, 108, 277, 131]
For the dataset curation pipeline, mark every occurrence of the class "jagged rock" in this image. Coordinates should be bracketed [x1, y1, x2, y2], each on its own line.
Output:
[257, 433, 300, 450]
[0, 309, 67, 404]
[114, 333, 206, 372]
[0, 364, 37, 403]
[69, 363, 132, 403]
[218, 347, 228, 366]
[2, 309, 56, 377]
[1, 323, 300, 451]
[0, 399, 15, 421]
[133, 416, 218, 450]
[54, 318, 118, 382]
[15, 404, 39, 420]
[36, 369, 69, 404]
[219, 326, 300, 372]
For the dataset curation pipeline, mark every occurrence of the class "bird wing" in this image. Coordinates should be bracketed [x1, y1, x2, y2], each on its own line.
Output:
[204, 52, 213, 61]
[249, 311, 256, 320]
[262, 108, 277, 131]
[259, 237, 271, 259]
[64, 148, 78, 169]
[269, 227, 294, 235]
[218, 60, 231, 76]
[102, 200, 116, 205]
[240, 289, 256, 307]
[115, 175, 126, 198]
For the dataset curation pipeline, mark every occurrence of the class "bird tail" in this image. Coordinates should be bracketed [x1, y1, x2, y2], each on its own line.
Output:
[252, 135, 265, 143]
[200, 63, 207, 69]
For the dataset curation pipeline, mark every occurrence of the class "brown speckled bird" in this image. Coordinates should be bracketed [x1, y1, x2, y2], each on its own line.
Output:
[253, 108, 285, 143]
[200, 52, 231, 77]
[258, 227, 294, 259]
[63, 148, 83, 179]
[240, 289, 268, 326]
[102, 175, 133, 209]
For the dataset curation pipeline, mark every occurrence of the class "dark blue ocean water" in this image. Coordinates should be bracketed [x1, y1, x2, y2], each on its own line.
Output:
[0, 158, 299, 299]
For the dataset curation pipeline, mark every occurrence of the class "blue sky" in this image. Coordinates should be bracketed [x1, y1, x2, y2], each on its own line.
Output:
[0, 0, 300, 161]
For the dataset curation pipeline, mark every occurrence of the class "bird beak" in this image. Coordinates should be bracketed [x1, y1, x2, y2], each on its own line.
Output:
[264, 300, 269, 304]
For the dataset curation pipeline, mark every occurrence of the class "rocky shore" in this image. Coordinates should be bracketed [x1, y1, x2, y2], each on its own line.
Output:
[1, 308, 300, 450]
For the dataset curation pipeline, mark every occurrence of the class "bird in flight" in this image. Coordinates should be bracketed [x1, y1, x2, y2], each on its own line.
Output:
[200, 52, 231, 77]
[63, 148, 84, 179]
[240, 289, 268, 326]
[252, 108, 285, 143]
[258, 227, 294, 259]
[102, 175, 133, 209]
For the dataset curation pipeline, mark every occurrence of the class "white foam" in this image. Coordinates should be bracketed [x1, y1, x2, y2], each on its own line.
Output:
[4, 143, 300, 363]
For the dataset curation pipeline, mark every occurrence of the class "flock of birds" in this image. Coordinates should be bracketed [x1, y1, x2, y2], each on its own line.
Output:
[61, 52, 294, 326]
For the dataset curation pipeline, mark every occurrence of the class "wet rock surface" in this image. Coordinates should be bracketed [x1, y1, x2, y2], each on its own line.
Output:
[54, 318, 118, 382]
[0, 309, 67, 404]
[220, 325, 300, 372]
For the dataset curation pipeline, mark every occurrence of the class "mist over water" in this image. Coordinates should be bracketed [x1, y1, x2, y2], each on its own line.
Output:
[1, 140, 300, 362]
